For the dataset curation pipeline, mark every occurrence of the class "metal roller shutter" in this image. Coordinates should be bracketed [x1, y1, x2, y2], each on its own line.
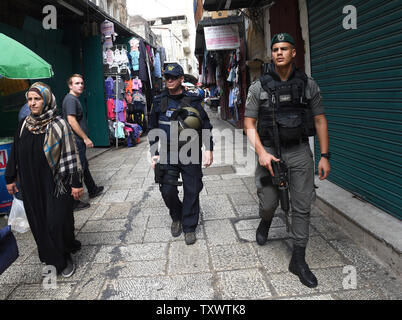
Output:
[307, 0, 402, 219]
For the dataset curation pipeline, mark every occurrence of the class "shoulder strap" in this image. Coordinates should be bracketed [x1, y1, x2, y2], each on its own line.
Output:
[161, 96, 169, 113]
[180, 96, 194, 108]
[259, 74, 276, 94]
[19, 118, 27, 138]
[294, 69, 308, 83]
[293, 70, 308, 104]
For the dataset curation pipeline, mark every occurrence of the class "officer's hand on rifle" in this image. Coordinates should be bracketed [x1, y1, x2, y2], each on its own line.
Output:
[258, 150, 280, 177]
[152, 156, 160, 170]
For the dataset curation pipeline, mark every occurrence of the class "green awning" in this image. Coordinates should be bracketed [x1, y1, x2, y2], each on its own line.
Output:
[0, 33, 54, 79]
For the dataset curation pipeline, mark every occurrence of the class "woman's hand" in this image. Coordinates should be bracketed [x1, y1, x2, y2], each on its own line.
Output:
[71, 187, 84, 200]
[6, 182, 18, 195]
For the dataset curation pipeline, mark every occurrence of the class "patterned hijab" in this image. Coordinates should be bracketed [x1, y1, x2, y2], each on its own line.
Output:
[24, 82, 57, 134]
[22, 82, 82, 195]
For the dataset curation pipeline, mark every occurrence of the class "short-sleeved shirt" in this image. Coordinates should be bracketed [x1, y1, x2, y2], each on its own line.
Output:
[245, 76, 324, 119]
[62, 93, 86, 141]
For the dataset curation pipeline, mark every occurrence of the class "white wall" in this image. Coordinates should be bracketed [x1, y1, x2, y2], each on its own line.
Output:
[298, 0, 315, 155]
[298, 0, 311, 76]
[127, 0, 199, 78]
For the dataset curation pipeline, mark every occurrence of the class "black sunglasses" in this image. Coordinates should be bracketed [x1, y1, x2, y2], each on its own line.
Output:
[164, 74, 180, 80]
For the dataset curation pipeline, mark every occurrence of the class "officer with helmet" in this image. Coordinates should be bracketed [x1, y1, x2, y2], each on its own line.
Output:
[149, 63, 213, 245]
[244, 33, 330, 288]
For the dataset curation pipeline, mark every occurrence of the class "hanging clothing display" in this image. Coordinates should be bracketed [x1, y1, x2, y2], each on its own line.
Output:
[200, 45, 244, 127]
[132, 78, 142, 91]
[100, 20, 116, 51]
[103, 46, 130, 76]
[138, 39, 149, 83]
[113, 121, 125, 139]
[105, 76, 114, 99]
[153, 50, 162, 78]
[130, 50, 140, 71]
[99, 30, 166, 146]
[113, 77, 126, 100]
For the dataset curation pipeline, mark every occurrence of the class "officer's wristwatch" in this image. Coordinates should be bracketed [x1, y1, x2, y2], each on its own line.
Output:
[321, 152, 331, 160]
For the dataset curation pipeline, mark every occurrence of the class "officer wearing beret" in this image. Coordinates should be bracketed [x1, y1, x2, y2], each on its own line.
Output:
[149, 63, 214, 245]
[244, 33, 330, 288]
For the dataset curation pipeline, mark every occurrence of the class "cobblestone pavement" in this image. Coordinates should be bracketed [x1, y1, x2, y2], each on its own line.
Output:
[1, 106, 401, 300]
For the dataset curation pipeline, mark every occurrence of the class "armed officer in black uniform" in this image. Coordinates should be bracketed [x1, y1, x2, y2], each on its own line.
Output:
[244, 33, 330, 288]
[148, 63, 213, 245]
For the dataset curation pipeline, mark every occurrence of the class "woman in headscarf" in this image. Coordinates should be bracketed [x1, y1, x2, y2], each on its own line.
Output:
[5, 82, 83, 278]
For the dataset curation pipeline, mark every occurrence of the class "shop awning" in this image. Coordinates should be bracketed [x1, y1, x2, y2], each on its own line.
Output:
[1, 0, 154, 48]
[203, 0, 274, 11]
[78, 0, 156, 47]
[0, 33, 54, 79]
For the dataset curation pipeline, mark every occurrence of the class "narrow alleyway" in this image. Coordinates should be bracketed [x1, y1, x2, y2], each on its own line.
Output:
[1, 105, 401, 300]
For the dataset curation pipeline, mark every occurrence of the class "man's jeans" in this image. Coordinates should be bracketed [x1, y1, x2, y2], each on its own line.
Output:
[75, 138, 97, 194]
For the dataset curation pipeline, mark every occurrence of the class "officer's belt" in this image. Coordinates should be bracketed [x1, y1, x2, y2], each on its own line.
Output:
[165, 169, 180, 177]
[159, 120, 170, 126]
[261, 137, 308, 148]
[160, 142, 191, 153]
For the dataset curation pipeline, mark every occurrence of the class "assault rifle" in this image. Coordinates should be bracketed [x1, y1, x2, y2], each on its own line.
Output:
[271, 160, 290, 232]
[271, 92, 291, 233]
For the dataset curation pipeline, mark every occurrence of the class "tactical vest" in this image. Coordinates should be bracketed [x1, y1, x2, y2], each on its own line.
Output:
[158, 95, 201, 147]
[257, 67, 316, 146]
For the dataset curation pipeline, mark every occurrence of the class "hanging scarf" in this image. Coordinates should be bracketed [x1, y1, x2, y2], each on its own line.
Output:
[23, 83, 83, 196]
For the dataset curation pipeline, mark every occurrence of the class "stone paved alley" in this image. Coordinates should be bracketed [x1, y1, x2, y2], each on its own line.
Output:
[1, 106, 401, 300]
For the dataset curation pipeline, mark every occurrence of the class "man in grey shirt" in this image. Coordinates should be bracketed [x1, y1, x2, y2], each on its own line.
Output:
[62, 74, 104, 211]
[244, 33, 330, 288]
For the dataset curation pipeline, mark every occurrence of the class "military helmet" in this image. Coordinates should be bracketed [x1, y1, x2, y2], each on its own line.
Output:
[171, 104, 202, 132]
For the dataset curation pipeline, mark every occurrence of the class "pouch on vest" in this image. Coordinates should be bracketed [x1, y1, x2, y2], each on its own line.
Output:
[276, 113, 303, 142]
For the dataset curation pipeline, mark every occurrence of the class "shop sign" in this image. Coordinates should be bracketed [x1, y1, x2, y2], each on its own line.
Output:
[204, 25, 240, 50]
[0, 149, 7, 170]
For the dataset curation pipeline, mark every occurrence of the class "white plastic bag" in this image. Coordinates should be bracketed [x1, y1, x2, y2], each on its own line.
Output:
[8, 196, 29, 233]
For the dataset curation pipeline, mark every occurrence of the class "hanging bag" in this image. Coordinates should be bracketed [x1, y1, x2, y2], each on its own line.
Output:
[8, 196, 30, 233]
[0, 225, 19, 275]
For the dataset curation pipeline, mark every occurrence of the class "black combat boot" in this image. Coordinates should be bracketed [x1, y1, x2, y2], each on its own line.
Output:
[288, 245, 318, 288]
[256, 218, 272, 245]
